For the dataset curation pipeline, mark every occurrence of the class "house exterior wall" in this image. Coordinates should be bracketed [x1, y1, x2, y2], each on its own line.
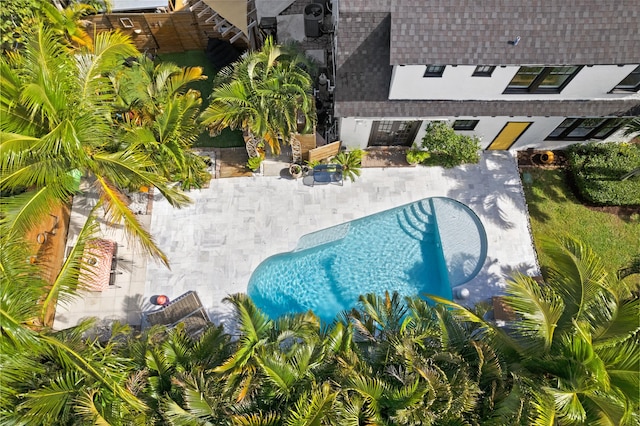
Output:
[388, 64, 640, 101]
[339, 116, 631, 151]
[389, 64, 640, 101]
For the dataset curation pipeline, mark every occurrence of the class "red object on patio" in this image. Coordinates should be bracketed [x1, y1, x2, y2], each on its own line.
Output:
[78, 239, 116, 292]
[156, 295, 169, 306]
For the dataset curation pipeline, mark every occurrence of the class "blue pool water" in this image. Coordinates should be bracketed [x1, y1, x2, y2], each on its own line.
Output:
[247, 197, 486, 323]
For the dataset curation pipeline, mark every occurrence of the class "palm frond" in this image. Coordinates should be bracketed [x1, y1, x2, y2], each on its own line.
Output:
[16, 370, 81, 424]
[39, 208, 101, 324]
[39, 333, 148, 414]
[593, 297, 640, 345]
[162, 398, 203, 426]
[214, 294, 272, 373]
[503, 274, 565, 353]
[93, 175, 171, 266]
[541, 236, 613, 330]
[255, 352, 297, 398]
[284, 382, 337, 426]
[597, 338, 640, 405]
[75, 389, 112, 426]
[231, 411, 280, 426]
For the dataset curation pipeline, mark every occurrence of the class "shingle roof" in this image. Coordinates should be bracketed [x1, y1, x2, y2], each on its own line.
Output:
[335, 12, 393, 106]
[340, 0, 640, 65]
[334, 11, 640, 118]
[334, 99, 640, 118]
[390, 0, 640, 65]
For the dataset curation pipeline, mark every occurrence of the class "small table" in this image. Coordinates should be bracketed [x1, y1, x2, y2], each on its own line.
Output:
[311, 164, 343, 186]
[79, 239, 116, 292]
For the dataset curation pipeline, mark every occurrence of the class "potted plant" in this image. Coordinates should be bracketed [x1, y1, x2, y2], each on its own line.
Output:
[334, 149, 366, 182]
[247, 156, 263, 172]
[289, 163, 303, 179]
[406, 148, 431, 166]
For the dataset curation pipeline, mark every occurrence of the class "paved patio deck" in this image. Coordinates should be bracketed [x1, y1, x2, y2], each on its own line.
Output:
[146, 151, 539, 325]
[54, 151, 538, 329]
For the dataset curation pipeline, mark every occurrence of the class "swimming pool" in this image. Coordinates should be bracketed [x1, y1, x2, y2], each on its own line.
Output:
[247, 197, 487, 323]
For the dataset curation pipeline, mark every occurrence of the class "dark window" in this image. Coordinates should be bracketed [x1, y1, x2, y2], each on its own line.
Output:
[505, 66, 581, 93]
[452, 120, 479, 130]
[473, 66, 496, 77]
[424, 65, 445, 77]
[613, 65, 640, 92]
[368, 120, 422, 147]
[546, 118, 628, 140]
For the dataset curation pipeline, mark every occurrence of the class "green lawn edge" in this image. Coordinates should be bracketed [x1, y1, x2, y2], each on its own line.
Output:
[522, 168, 640, 286]
[157, 50, 244, 148]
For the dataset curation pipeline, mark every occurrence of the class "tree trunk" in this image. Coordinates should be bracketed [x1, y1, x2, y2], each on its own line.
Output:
[244, 130, 259, 158]
[290, 134, 302, 164]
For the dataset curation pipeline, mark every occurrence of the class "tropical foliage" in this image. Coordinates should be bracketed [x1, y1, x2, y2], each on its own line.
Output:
[112, 56, 211, 189]
[1, 0, 103, 50]
[567, 142, 640, 206]
[623, 117, 640, 138]
[0, 24, 195, 265]
[0, 230, 148, 424]
[201, 36, 316, 156]
[2, 237, 637, 424]
[334, 149, 365, 182]
[420, 121, 481, 168]
[431, 236, 640, 425]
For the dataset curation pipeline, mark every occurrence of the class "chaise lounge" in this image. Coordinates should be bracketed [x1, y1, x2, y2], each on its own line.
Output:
[312, 164, 343, 186]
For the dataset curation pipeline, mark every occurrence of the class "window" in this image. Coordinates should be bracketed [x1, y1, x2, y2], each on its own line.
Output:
[368, 121, 422, 146]
[452, 120, 479, 130]
[505, 66, 581, 93]
[424, 65, 445, 77]
[119, 17, 134, 28]
[613, 65, 640, 92]
[473, 66, 496, 77]
[546, 118, 628, 140]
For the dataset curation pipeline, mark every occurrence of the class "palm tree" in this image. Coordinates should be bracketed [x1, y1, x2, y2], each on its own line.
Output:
[430, 236, 640, 425]
[201, 36, 315, 157]
[0, 24, 190, 265]
[113, 56, 211, 189]
[40, 0, 96, 48]
[0, 229, 148, 423]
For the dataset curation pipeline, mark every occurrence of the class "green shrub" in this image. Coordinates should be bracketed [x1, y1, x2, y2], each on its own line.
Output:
[406, 149, 431, 165]
[567, 142, 640, 206]
[420, 122, 481, 168]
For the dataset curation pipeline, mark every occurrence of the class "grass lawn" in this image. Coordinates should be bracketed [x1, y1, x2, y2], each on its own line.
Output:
[157, 50, 244, 148]
[522, 168, 640, 286]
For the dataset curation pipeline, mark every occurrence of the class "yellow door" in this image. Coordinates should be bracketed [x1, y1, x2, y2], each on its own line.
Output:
[487, 122, 532, 150]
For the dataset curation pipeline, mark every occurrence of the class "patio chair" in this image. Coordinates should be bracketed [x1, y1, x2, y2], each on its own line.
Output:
[312, 164, 343, 186]
[143, 291, 211, 337]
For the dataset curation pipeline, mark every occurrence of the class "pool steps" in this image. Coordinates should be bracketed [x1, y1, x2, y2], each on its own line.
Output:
[397, 200, 435, 242]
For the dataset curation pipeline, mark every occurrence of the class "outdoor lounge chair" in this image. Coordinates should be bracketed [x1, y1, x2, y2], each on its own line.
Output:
[312, 164, 343, 186]
[143, 291, 211, 336]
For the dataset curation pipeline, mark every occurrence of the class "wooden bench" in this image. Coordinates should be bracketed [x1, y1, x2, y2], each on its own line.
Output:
[308, 141, 342, 163]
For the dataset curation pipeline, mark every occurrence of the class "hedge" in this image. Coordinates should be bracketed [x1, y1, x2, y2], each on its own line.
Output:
[567, 142, 640, 206]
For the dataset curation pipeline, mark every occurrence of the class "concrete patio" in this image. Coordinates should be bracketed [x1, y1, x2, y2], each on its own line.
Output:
[54, 151, 539, 329]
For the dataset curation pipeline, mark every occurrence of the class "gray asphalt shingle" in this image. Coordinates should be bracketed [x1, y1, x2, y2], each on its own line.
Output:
[334, 4, 640, 118]
[341, 0, 640, 65]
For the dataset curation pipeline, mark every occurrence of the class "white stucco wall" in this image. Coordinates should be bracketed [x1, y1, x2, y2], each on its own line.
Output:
[388, 65, 640, 101]
[339, 116, 633, 151]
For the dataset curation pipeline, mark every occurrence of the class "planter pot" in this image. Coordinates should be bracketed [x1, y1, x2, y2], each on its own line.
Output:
[540, 151, 555, 164]
[289, 164, 303, 179]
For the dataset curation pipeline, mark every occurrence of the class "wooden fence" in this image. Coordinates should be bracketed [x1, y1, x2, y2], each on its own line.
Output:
[84, 10, 249, 54]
